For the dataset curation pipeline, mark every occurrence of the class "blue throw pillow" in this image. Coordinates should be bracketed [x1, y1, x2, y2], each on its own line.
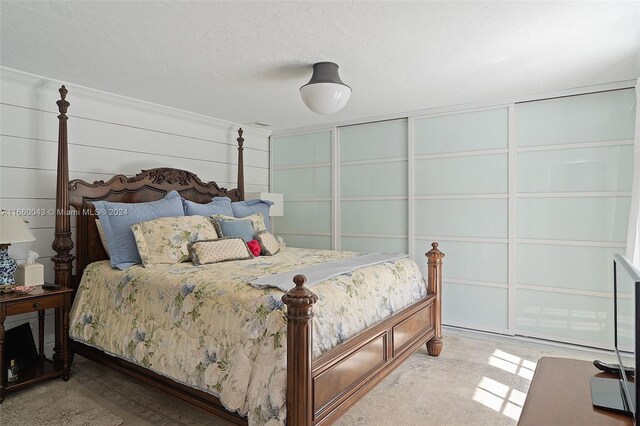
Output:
[94, 190, 185, 270]
[231, 199, 274, 231]
[214, 219, 256, 243]
[183, 197, 233, 217]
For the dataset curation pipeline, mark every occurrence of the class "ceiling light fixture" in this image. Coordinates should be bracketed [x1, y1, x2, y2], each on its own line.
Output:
[300, 62, 351, 115]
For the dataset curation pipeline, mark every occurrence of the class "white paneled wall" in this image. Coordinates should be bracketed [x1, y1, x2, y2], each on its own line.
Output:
[0, 67, 270, 351]
[272, 86, 637, 349]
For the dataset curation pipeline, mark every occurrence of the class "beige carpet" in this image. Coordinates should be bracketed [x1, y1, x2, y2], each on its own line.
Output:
[1, 330, 617, 426]
[1, 377, 123, 426]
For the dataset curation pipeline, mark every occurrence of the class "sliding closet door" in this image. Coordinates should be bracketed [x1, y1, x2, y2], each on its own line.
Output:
[516, 89, 636, 348]
[338, 120, 408, 253]
[271, 131, 333, 249]
[413, 108, 509, 332]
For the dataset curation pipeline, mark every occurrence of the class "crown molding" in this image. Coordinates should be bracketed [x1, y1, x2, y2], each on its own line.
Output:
[0, 66, 272, 138]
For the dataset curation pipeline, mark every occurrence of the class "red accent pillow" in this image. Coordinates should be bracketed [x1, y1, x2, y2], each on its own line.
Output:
[247, 239, 261, 257]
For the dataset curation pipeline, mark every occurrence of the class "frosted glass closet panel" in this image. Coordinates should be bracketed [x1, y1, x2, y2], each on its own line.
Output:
[414, 199, 508, 239]
[413, 107, 508, 155]
[341, 162, 407, 197]
[413, 107, 509, 331]
[339, 119, 408, 253]
[275, 201, 332, 235]
[272, 131, 332, 249]
[340, 119, 407, 161]
[343, 237, 407, 253]
[341, 200, 407, 235]
[518, 197, 631, 242]
[517, 89, 636, 147]
[272, 132, 332, 166]
[516, 290, 615, 348]
[420, 240, 508, 284]
[272, 167, 332, 199]
[518, 145, 634, 193]
[414, 154, 507, 195]
[516, 88, 636, 348]
[443, 283, 508, 330]
[517, 244, 623, 293]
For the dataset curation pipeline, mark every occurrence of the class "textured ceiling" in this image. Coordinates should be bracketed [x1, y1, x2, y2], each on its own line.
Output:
[1, 1, 639, 131]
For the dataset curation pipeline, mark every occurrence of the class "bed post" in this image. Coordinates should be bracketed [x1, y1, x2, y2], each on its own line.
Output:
[237, 128, 245, 201]
[51, 85, 75, 290]
[426, 242, 444, 357]
[282, 274, 317, 426]
[51, 86, 75, 364]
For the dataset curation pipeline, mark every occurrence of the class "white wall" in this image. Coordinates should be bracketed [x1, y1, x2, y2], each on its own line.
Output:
[0, 67, 271, 354]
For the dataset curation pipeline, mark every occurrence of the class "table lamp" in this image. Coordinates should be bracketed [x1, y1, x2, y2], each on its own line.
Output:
[244, 192, 284, 217]
[0, 212, 36, 285]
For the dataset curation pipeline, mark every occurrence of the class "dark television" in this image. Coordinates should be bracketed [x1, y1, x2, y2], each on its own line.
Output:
[591, 253, 640, 419]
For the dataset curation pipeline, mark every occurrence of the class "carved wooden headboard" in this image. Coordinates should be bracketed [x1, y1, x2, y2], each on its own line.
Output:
[51, 86, 246, 291]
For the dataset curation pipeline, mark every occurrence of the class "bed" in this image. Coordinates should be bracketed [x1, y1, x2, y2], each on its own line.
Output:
[50, 86, 444, 425]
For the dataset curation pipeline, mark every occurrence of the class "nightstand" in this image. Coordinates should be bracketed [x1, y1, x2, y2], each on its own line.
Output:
[0, 285, 73, 403]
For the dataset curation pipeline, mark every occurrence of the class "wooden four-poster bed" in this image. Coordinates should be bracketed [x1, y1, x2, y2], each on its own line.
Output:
[50, 86, 444, 425]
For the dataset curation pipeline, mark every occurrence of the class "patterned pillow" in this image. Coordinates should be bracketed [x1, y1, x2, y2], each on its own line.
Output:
[255, 230, 280, 256]
[131, 216, 218, 265]
[210, 213, 267, 233]
[189, 238, 254, 265]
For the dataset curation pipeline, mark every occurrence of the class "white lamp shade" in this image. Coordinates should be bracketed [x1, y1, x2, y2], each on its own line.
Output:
[245, 192, 284, 217]
[0, 214, 36, 244]
[300, 82, 352, 115]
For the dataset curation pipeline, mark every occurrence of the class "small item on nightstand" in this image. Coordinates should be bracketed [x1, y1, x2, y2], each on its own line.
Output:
[15, 251, 44, 286]
[7, 360, 18, 383]
[42, 283, 61, 290]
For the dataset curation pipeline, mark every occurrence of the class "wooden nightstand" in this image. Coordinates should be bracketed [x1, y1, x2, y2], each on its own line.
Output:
[0, 285, 73, 403]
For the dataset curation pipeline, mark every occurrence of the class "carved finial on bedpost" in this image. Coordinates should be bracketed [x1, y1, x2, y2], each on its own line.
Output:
[52, 85, 75, 290]
[236, 128, 245, 201]
[282, 274, 317, 426]
[426, 242, 444, 357]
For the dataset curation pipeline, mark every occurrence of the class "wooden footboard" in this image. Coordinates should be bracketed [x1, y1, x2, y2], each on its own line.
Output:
[282, 243, 444, 426]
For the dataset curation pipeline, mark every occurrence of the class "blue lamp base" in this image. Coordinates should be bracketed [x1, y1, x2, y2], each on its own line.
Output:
[0, 244, 17, 285]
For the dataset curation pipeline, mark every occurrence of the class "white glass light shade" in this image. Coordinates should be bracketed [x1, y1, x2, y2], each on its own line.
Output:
[300, 62, 351, 115]
[300, 82, 352, 115]
[0, 213, 36, 244]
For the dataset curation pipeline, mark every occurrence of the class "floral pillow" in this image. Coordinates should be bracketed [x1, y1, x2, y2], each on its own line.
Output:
[189, 238, 254, 265]
[131, 216, 218, 266]
[210, 212, 267, 232]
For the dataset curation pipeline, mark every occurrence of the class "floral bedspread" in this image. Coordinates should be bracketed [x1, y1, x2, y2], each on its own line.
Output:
[69, 247, 428, 425]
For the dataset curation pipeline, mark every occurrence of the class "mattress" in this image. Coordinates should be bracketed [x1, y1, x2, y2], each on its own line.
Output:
[69, 247, 428, 425]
